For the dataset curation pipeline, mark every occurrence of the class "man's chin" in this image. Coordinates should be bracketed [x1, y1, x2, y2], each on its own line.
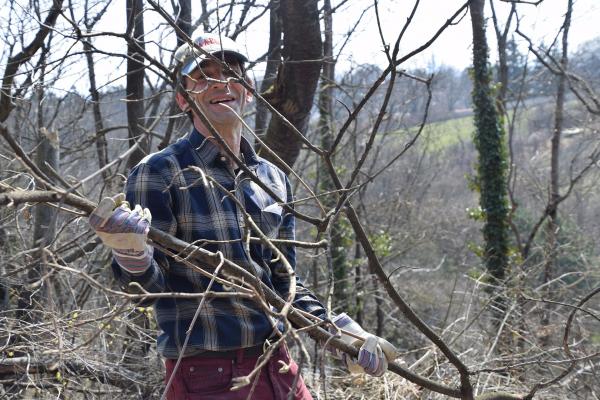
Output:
[196, 113, 239, 128]
[207, 105, 242, 118]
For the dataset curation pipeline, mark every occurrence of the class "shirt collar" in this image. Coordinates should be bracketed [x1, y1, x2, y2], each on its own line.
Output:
[187, 128, 260, 167]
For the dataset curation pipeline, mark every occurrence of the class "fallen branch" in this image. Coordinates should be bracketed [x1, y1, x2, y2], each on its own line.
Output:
[0, 187, 534, 400]
[0, 188, 463, 398]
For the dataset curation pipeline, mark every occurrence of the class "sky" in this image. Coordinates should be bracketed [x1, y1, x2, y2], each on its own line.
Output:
[323, 0, 600, 71]
[3, 0, 599, 92]
[197, 0, 600, 78]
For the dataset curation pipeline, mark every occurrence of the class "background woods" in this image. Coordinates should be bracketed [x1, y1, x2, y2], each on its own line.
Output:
[1, 0, 600, 399]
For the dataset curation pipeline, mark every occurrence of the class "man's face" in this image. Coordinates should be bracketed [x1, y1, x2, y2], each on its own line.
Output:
[176, 56, 252, 130]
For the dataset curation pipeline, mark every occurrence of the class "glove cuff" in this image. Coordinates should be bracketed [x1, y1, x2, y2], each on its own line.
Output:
[113, 245, 153, 274]
[332, 313, 368, 343]
[332, 313, 355, 329]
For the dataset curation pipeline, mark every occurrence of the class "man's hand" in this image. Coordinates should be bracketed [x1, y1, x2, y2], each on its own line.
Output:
[88, 194, 153, 273]
[332, 313, 399, 377]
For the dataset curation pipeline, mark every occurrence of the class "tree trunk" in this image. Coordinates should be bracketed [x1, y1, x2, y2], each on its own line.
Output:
[159, 0, 192, 150]
[29, 128, 59, 296]
[175, 0, 192, 46]
[123, 0, 151, 363]
[83, 38, 110, 181]
[0, 228, 7, 310]
[541, 0, 572, 336]
[32, 130, 59, 251]
[354, 242, 363, 326]
[125, 0, 148, 169]
[317, 0, 349, 311]
[469, 0, 509, 301]
[200, 0, 209, 31]
[489, 0, 516, 108]
[20, 57, 59, 316]
[257, 0, 322, 171]
[255, 0, 282, 138]
[374, 279, 384, 338]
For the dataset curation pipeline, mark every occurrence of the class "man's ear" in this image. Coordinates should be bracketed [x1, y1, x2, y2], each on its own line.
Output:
[245, 90, 253, 104]
[244, 76, 254, 103]
[175, 91, 189, 112]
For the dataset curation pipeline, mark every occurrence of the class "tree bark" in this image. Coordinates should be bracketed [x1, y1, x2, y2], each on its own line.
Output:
[257, 0, 322, 171]
[489, 0, 516, 107]
[159, 0, 192, 150]
[255, 0, 282, 138]
[354, 242, 363, 325]
[174, 0, 192, 47]
[84, 39, 110, 181]
[125, 0, 148, 169]
[0, 227, 7, 310]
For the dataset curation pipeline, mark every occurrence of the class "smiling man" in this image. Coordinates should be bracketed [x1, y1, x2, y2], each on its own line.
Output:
[88, 30, 397, 399]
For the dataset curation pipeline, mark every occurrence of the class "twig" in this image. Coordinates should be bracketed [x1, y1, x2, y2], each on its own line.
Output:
[524, 287, 600, 399]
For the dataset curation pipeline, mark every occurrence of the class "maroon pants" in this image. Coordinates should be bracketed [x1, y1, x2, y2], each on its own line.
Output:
[164, 345, 313, 400]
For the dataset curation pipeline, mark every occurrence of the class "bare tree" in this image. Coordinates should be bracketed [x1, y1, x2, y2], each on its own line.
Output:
[0, 1, 598, 399]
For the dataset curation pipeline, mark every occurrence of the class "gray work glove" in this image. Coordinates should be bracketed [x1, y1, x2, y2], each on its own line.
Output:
[332, 313, 399, 377]
[88, 194, 153, 274]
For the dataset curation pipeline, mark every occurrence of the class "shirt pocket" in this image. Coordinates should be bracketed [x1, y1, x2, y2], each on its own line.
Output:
[246, 180, 284, 238]
[258, 203, 283, 239]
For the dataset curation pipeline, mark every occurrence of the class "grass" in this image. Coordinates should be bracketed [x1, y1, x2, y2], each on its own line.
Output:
[405, 98, 582, 153]
[382, 115, 475, 153]
[386, 98, 559, 154]
[420, 115, 474, 152]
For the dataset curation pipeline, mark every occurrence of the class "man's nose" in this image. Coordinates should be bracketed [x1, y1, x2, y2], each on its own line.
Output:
[211, 70, 228, 87]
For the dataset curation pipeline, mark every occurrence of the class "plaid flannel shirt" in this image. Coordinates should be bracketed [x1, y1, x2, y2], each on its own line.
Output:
[111, 129, 327, 359]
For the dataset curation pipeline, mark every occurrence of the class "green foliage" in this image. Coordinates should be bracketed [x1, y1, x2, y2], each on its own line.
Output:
[507, 245, 523, 266]
[334, 164, 347, 178]
[334, 216, 354, 249]
[490, 81, 502, 95]
[465, 171, 481, 193]
[466, 205, 485, 221]
[467, 241, 485, 259]
[369, 230, 393, 258]
[467, 266, 485, 280]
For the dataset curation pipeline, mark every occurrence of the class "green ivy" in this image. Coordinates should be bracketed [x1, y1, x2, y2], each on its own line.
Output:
[470, 24, 510, 285]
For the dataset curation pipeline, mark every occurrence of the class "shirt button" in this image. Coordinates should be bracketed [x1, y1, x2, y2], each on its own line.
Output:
[189, 366, 195, 372]
[220, 156, 227, 162]
[217, 367, 223, 372]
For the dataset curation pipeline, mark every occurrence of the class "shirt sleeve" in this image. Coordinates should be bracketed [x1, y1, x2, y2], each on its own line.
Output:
[110, 159, 176, 300]
[269, 175, 328, 320]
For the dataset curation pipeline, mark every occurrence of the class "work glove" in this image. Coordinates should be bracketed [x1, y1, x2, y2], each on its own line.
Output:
[331, 313, 399, 377]
[88, 193, 153, 274]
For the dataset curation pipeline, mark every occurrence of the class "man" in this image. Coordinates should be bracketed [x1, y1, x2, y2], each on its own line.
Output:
[89, 30, 396, 399]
